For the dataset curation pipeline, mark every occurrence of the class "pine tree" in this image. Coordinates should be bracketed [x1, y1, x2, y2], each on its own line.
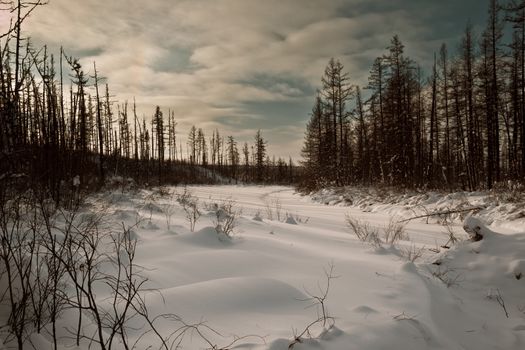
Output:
[506, 1, 525, 177]
[187, 125, 197, 165]
[321, 58, 353, 184]
[153, 106, 164, 183]
[301, 92, 325, 187]
[483, 0, 503, 187]
[367, 57, 386, 178]
[254, 130, 266, 182]
[227, 136, 239, 180]
[242, 142, 250, 182]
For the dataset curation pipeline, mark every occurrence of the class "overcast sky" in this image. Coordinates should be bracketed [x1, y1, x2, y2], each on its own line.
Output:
[4, 0, 488, 160]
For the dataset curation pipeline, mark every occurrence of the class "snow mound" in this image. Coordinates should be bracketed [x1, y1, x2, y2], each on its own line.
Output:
[508, 259, 525, 280]
[156, 277, 309, 316]
[425, 222, 525, 349]
[353, 305, 379, 314]
[178, 226, 233, 247]
[141, 202, 164, 213]
[112, 208, 139, 220]
[140, 220, 159, 230]
[463, 215, 492, 241]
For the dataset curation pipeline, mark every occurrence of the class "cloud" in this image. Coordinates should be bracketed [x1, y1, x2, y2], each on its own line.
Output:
[10, 0, 488, 160]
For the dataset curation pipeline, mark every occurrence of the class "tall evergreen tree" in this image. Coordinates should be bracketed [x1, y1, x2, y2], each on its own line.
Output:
[254, 130, 267, 182]
[321, 58, 353, 184]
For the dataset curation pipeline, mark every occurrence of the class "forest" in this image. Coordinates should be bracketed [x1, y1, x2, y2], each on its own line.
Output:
[3, 1, 525, 200]
[301, 0, 525, 192]
[0, 0, 297, 207]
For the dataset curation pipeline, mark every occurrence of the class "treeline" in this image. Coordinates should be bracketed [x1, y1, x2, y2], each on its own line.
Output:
[182, 127, 297, 184]
[0, 1, 297, 205]
[301, 0, 525, 191]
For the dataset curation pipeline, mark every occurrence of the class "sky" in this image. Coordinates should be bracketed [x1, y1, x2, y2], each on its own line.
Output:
[1, 0, 489, 161]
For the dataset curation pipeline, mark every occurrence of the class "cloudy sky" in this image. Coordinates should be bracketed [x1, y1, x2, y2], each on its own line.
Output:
[4, 0, 488, 160]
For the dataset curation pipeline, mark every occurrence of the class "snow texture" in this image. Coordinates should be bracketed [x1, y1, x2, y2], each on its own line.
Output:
[5, 185, 525, 349]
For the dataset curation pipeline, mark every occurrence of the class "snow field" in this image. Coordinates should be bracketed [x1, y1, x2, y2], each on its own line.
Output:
[22, 185, 525, 349]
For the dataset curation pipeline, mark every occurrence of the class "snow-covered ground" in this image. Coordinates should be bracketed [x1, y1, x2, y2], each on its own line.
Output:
[24, 185, 525, 349]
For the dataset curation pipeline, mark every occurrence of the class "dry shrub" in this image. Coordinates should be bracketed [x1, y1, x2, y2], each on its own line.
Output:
[399, 244, 425, 262]
[177, 187, 201, 232]
[346, 215, 408, 247]
[345, 215, 381, 246]
[212, 199, 242, 238]
[383, 218, 408, 244]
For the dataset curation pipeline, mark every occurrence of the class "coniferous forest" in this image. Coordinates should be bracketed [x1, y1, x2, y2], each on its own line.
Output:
[3, 0, 525, 199]
[0, 1, 297, 206]
[300, 0, 525, 192]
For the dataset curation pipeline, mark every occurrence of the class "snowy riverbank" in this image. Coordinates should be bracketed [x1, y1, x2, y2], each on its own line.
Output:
[5, 185, 525, 350]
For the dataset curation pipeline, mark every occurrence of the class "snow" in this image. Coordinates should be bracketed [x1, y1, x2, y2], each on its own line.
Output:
[5, 185, 525, 349]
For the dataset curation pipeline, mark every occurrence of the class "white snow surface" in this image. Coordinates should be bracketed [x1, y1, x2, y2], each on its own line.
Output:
[23, 185, 525, 349]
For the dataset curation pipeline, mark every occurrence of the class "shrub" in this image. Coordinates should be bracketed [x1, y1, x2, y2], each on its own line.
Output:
[345, 215, 408, 247]
[345, 215, 381, 246]
[177, 187, 201, 232]
[211, 199, 241, 238]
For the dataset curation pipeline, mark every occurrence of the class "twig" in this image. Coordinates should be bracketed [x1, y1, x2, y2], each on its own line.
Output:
[488, 289, 509, 318]
[290, 263, 338, 348]
[397, 207, 484, 223]
[393, 312, 417, 321]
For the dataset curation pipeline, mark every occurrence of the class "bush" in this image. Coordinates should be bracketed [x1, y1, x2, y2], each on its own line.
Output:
[211, 199, 241, 238]
[345, 215, 408, 246]
[177, 187, 201, 232]
[383, 218, 408, 244]
[345, 215, 381, 246]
